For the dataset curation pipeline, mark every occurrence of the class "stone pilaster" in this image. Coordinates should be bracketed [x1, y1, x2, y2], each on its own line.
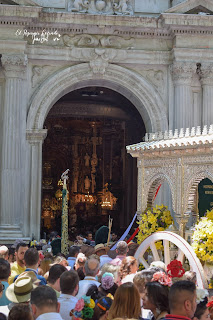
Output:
[200, 63, 213, 127]
[137, 158, 143, 220]
[0, 54, 28, 238]
[171, 62, 196, 130]
[26, 129, 47, 240]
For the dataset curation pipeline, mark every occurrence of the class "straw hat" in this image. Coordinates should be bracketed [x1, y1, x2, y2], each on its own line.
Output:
[19, 271, 41, 286]
[94, 244, 110, 254]
[6, 276, 37, 303]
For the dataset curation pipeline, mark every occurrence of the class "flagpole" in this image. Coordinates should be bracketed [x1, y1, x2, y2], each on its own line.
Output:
[61, 169, 69, 255]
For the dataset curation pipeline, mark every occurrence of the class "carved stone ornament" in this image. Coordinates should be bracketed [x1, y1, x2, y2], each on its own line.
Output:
[67, 0, 133, 15]
[26, 129, 47, 145]
[31, 65, 57, 88]
[170, 62, 197, 85]
[89, 48, 117, 74]
[1, 54, 28, 78]
[141, 69, 165, 98]
[200, 63, 213, 85]
[63, 34, 134, 49]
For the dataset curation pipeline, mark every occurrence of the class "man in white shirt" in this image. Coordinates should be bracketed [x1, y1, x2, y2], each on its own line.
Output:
[58, 270, 79, 320]
[31, 285, 63, 320]
[76, 257, 100, 299]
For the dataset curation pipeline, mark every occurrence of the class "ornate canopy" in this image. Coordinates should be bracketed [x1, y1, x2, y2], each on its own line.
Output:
[127, 125, 213, 232]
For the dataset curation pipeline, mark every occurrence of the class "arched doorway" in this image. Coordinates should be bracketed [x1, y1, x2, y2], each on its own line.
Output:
[41, 86, 145, 239]
[26, 63, 168, 240]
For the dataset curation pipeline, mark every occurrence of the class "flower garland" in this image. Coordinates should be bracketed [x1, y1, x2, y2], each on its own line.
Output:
[101, 272, 115, 290]
[137, 204, 173, 249]
[207, 301, 213, 309]
[151, 271, 172, 287]
[71, 295, 95, 320]
[192, 209, 213, 262]
[167, 260, 185, 278]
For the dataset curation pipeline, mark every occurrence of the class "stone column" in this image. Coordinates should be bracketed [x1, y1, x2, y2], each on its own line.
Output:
[26, 129, 47, 240]
[137, 158, 143, 220]
[0, 54, 27, 239]
[171, 62, 196, 130]
[200, 63, 213, 127]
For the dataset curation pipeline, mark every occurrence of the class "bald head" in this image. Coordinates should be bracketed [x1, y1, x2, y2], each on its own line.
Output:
[169, 280, 197, 318]
[84, 257, 100, 277]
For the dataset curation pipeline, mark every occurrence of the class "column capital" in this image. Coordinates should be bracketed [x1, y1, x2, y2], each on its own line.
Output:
[1, 54, 28, 79]
[170, 62, 196, 85]
[200, 63, 213, 86]
[26, 129, 47, 145]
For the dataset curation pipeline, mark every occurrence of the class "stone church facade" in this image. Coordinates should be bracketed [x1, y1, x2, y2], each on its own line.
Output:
[0, 0, 213, 242]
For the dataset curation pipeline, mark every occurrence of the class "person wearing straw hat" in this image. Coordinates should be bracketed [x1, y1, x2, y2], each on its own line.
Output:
[6, 276, 37, 304]
[94, 244, 112, 268]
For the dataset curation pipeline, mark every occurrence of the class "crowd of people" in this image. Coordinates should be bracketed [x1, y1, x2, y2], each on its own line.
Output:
[0, 231, 212, 320]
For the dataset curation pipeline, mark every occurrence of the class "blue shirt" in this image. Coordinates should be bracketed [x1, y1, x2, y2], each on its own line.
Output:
[14, 268, 47, 286]
[0, 282, 10, 306]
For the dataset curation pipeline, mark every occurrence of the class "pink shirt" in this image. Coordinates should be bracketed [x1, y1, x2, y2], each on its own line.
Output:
[110, 255, 126, 266]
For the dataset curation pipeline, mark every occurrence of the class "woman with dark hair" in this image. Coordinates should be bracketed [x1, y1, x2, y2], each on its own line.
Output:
[194, 290, 209, 320]
[96, 296, 113, 320]
[108, 282, 141, 320]
[143, 273, 171, 320]
[86, 284, 103, 302]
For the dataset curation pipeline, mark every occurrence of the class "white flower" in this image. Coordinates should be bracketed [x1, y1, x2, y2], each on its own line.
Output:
[196, 288, 209, 304]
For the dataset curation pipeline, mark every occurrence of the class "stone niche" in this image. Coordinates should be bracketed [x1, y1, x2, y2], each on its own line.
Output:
[135, 0, 170, 14]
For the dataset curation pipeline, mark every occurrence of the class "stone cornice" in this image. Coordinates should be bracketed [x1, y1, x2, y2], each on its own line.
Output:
[171, 48, 213, 63]
[1, 5, 213, 36]
[160, 13, 213, 28]
[126, 125, 213, 158]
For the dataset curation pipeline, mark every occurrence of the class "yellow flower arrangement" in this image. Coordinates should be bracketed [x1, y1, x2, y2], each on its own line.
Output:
[192, 209, 213, 263]
[137, 204, 173, 248]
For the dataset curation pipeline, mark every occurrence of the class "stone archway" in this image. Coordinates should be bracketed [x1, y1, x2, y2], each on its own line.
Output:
[27, 63, 168, 132]
[146, 174, 176, 213]
[26, 63, 169, 239]
[184, 170, 213, 213]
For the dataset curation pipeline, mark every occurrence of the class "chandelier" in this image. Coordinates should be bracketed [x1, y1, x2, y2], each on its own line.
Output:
[101, 183, 117, 210]
[75, 192, 97, 204]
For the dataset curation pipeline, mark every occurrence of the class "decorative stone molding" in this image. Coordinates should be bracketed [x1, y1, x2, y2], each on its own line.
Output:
[127, 125, 213, 152]
[170, 62, 197, 85]
[27, 63, 168, 132]
[67, 0, 133, 15]
[140, 69, 166, 98]
[32, 65, 58, 88]
[63, 34, 134, 49]
[200, 63, 213, 85]
[1, 54, 28, 79]
[89, 48, 118, 74]
[26, 129, 47, 145]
